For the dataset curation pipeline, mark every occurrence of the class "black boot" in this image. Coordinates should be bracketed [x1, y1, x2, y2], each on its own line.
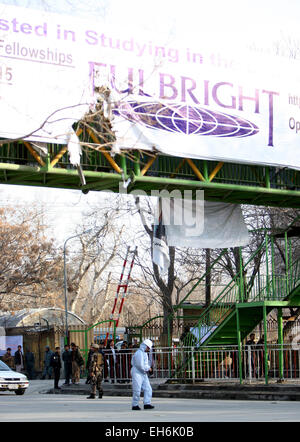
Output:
[87, 394, 96, 399]
[144, 404, 155, 409]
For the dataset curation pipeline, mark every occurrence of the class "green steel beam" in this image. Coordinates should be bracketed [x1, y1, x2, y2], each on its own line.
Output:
[236, 300, 300, 308]
[0, 143, 300, 208]
[263, 304, 269, 385]
[278, 308, 284, 380]
[131, 173, 300, 204]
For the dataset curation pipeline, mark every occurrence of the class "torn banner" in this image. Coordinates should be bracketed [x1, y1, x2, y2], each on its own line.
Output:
[152, 214, 170, 274]
[165, 200, 249, 249]
[66, 128, 86, 186]
[152, 199, 249, 272]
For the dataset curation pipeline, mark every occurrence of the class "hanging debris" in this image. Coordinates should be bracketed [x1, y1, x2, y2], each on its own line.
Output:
[79, 85, 116, 150]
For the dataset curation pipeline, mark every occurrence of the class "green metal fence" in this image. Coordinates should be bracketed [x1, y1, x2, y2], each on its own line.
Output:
[69, 320, 117, 366]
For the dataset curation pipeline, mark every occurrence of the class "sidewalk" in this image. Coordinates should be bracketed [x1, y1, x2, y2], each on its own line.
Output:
[40, 378, 300, 402]
[4, 380, 300, 422]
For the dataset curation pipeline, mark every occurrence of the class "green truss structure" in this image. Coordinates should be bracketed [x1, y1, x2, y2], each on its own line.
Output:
[0, 136, 300, 208]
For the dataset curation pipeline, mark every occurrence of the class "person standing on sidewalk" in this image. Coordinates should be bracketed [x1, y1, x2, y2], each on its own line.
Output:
[105, 340, 119, 383]
[42, 346, 53, 379]
[85, 343, 94, 385]
[86, 343, 104, 399]
[14, 345, 25, 373]
[25, 349, 35, 380]
[50, 347, 62, 390]
[131, 339, 154, 410]
[62, 344, 72, 386]
[246, 333, 256, 378]
[2, 348, 15, 369]
[71, 343, 84, 384]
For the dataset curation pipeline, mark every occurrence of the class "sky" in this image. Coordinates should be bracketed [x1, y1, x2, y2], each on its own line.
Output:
[0, 182, 147, 249]
[0, 183, 108, 246]
[2, 0, 300, 44]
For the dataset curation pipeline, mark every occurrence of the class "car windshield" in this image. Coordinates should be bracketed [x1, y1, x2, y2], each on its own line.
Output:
[0, 360, 12, 371]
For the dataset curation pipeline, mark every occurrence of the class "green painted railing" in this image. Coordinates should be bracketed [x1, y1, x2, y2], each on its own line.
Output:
[183, 255, 300, 347]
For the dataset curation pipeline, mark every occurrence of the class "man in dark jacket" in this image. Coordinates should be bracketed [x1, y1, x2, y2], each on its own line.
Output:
[70, 342, 84, 384]
[62, 344, 72, 386]
[14, 345, 25, 373]
[50, 347, 62, 390]
[42, 346, 53, 379]
[25, 349, 35, 380]
[104, 340, 119, 383]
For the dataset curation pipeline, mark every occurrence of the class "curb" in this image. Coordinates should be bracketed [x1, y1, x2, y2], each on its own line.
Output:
[44, 381, 300, 402]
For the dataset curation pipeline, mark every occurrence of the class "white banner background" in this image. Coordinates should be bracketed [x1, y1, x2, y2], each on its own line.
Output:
[0, 1, 299, 169]
[0, 335, 23, 356]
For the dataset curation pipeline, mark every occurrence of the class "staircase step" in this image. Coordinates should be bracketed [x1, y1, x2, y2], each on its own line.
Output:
[153, 388, 300, 401]
[46, 381, 300, 401]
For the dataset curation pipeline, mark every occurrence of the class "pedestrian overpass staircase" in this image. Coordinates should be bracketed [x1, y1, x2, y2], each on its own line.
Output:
[163, 222, 300, 382]
[183, 256, 300, 348]
[177, 227, 300, 349]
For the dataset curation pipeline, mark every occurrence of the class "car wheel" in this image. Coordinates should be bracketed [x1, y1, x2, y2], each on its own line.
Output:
[15, 389, 26, 395]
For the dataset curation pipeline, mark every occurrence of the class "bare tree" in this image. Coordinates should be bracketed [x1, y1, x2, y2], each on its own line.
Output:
[0, 206, 63, 310]
[64, 199, 125, 323]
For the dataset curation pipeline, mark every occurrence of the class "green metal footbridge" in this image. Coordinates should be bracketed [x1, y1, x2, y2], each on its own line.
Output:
[0, 134, 300, 208]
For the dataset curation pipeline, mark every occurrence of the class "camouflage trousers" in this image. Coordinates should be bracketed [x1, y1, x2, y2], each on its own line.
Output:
[72, 361, 80, 384]
[90, 373, 103, 396]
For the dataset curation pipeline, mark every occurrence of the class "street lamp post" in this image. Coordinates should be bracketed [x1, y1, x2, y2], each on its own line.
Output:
[63, 229, 92, 345]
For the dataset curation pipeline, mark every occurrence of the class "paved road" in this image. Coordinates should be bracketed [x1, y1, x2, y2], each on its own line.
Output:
[1, 380, 300, 422]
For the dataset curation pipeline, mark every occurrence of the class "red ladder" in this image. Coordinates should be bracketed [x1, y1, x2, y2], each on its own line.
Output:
[104, 246, 137, 345]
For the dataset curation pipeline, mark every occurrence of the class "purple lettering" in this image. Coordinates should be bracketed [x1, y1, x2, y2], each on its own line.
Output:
[262, 89, 279, 146]
[0, 18, 46, 36]
[123, 38, 134, 52]
[181, 76, 199, 104]
[204, 80, 209, 106]
[159, 73, 178, 100]
[100, 33, 108, 47]
[20, 23, 32, 34]
[138, 69, 145, 96]
[85, 30, 98, 45]
[238, 87, 259, 113]
[110, 65, 134, 93]
[35, 22, 47, 37]
[212, 82, 236, 109]
[0, 19, 9, 31]
[11, 18, 19, 32]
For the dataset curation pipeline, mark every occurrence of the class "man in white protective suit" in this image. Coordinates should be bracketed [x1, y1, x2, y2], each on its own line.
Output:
[131, 339, 155, 410]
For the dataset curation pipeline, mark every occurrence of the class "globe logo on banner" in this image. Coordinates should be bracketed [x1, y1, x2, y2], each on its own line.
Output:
[114, 101, 259, 137]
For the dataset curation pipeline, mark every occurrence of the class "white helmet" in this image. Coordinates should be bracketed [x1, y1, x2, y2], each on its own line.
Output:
[143, 339, 153, 349]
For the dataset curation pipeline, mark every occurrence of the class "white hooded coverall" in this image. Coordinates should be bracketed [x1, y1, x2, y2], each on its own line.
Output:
[131, 343, 152, 407]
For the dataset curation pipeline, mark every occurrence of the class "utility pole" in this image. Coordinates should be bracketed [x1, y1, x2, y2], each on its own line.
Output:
[63, 228, 92, 344]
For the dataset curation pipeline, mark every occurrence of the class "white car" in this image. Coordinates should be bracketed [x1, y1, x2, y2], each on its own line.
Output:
[0, 360, 29, 395]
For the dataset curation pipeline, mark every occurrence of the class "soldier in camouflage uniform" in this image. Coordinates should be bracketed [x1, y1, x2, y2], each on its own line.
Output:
[86, 343, 104, 399]
[2, 348, 15, 369]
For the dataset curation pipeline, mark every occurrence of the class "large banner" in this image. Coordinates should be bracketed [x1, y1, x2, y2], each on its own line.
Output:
[0, 335, 23, 356]
[0, 1, 300, 170]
